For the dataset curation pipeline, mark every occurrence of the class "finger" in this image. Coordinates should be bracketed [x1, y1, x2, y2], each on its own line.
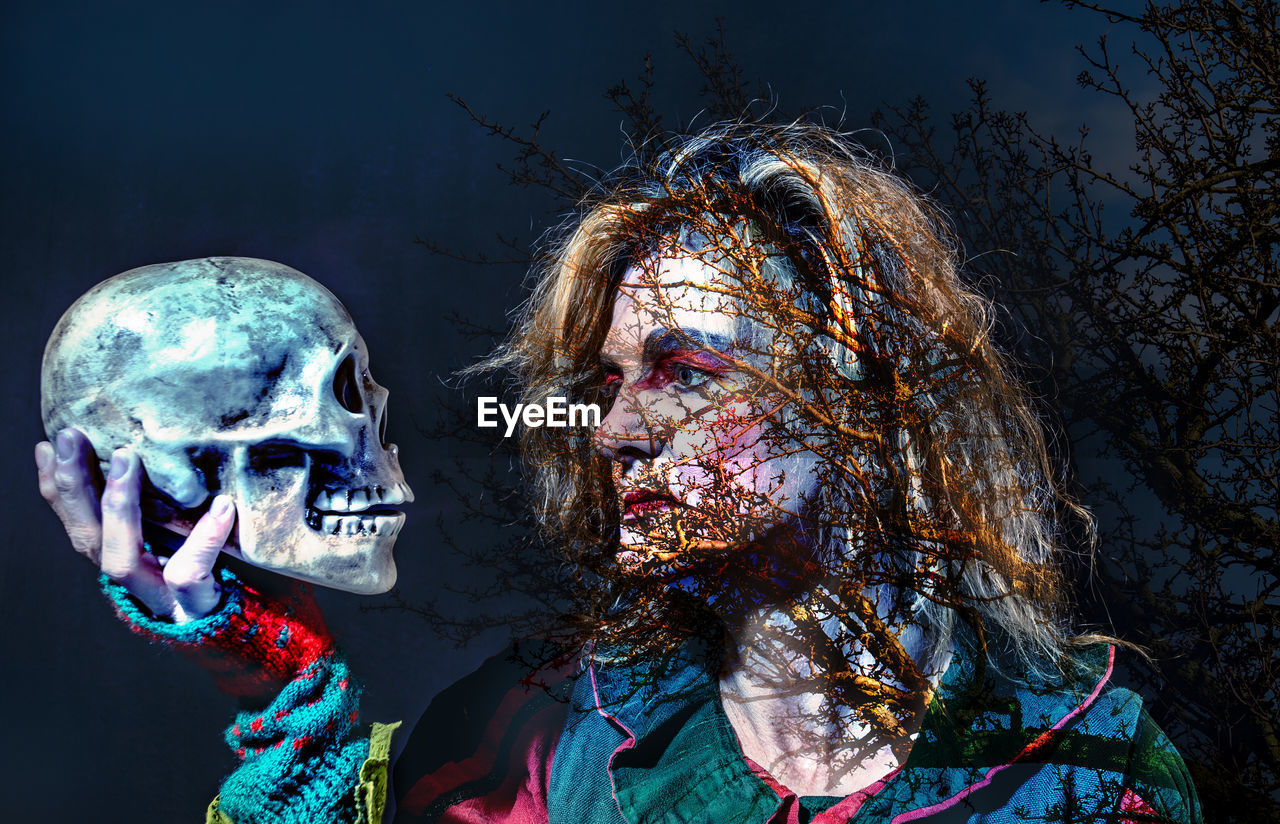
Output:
[34, 441, 56, 501]
[165, 495, 235, 621]
[42, 429, 105, 561]
[100, 448, 170, 613]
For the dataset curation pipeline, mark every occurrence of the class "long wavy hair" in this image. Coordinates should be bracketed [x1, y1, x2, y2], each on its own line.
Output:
[483, 121, 1092, 680]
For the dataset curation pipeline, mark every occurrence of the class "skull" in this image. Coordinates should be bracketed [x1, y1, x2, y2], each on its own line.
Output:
[41, 257, 414, 594]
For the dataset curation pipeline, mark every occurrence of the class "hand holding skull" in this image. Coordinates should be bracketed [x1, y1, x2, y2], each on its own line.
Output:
[36, 428, 235, 621]
[37, 257, 414, 622]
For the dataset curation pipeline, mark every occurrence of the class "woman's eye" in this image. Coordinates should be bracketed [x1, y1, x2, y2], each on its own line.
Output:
[672, 364, 711, 388]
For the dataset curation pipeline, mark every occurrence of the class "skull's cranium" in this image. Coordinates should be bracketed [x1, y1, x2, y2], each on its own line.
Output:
[41, 257, 414, 594]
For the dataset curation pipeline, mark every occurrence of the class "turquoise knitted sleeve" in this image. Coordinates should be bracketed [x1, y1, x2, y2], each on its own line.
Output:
[100, 570, 386, 823]
[217, 654, 371, 824]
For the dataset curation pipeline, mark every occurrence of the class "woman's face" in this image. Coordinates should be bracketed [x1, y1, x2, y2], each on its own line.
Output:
[594, 245, 824, 586]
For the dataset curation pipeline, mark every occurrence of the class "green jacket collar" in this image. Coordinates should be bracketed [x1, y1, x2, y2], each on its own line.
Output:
[585, 640, 1117, 823]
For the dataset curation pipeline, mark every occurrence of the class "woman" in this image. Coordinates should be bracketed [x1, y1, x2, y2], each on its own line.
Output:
[37, 122, 1201, 823]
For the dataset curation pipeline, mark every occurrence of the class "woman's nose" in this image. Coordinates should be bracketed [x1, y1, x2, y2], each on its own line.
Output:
[594, 387, 664, 465]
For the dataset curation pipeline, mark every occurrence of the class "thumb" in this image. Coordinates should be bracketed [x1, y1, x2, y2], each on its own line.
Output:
[164, 495, 236, 622]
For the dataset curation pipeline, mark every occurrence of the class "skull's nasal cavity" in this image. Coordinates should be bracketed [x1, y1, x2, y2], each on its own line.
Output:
[333, 353, 362, 413]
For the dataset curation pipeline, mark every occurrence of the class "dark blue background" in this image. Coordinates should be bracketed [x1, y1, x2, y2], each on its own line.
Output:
[3, 2, 1122, 819]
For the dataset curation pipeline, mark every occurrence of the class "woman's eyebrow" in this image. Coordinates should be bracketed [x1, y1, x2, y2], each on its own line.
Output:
[597, 327, 736, 372]
[643, 327, 736, 361]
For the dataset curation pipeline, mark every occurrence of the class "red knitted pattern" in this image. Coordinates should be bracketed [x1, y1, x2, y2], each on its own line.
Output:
[109, 574, 334, 701]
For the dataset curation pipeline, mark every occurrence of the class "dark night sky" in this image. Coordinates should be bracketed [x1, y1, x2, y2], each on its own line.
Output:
[2, 1, 1137, 819]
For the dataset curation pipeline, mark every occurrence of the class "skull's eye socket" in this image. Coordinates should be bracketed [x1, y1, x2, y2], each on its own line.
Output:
[333, 353, 363, 413]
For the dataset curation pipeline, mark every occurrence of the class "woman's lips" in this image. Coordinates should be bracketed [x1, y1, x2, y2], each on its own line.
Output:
[622, 489, 679, 520]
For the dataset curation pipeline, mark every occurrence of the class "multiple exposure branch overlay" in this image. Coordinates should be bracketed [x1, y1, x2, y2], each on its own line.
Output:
[412, 1, 1277, 817]
[872, 2, 1278, 817]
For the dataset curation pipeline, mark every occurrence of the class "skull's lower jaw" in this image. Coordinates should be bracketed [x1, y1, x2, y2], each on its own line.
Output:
[236, 510, 406, 595]
[304, 550, 398, 595]
[304, 508, 407, 539]
[241, 536, 400, 594]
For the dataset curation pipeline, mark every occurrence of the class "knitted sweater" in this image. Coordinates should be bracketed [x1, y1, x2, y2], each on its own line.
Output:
[102, 568, 396, 824]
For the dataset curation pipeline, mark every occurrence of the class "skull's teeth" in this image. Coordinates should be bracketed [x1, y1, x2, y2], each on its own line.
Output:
[380, 483, 408, 505]
[311, 483, 408, 512]
[316, 513, 403, 537]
